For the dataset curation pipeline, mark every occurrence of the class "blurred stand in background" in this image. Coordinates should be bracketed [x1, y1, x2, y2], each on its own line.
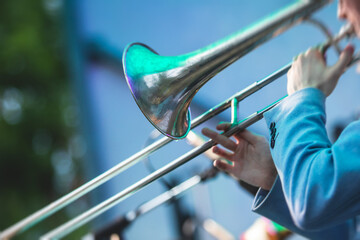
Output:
[2, 1, 359, 239]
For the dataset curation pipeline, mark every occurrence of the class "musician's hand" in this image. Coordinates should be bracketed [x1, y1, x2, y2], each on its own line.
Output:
[202, 123, 276, 190]
[287, 45, 354, 97]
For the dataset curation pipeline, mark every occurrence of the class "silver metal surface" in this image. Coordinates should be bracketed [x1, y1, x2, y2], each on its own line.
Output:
[123, 0, 331, 139]
[0, 137, 172, 239]
[40, 100, 281, 240]
[84, 172, 208, 239]
[6, 1, 359, 239]
[41, 22, 358, 238]
[2, 21, 351, 239]
[0, 46, 291, 240]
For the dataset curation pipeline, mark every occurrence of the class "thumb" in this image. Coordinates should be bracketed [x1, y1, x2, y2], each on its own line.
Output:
[329, 44, 354, 76]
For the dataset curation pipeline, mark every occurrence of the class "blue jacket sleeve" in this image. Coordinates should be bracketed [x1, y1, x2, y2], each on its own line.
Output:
[252, 177, 353, 239]
[258, 87, 360, 231]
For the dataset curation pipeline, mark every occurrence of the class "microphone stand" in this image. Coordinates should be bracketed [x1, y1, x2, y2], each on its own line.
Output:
[82, 167, 219, 240]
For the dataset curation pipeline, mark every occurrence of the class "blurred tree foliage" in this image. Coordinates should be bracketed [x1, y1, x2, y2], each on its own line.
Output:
[0, 0, 88, 238]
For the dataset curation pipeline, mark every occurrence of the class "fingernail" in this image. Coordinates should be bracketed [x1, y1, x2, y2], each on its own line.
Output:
[345, 44, 355, 53]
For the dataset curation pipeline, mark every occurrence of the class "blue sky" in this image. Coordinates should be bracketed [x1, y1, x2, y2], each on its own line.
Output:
[70, 1, 360, 239]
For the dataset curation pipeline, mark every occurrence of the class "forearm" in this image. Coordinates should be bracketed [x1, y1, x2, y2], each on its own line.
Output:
[252, 178, 352, 239]
[264, 88, 360, 229]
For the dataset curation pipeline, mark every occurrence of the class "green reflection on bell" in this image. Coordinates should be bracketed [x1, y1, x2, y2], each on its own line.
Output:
[123, 0, 331, 139]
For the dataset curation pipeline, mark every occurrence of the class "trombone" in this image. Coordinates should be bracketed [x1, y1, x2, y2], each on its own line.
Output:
[1, 0, 358, 239]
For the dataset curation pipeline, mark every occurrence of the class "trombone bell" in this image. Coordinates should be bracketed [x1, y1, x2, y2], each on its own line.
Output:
[123, 0, 331, 139]
[123, 43, 192, 139]
[123, 0, 332, 140]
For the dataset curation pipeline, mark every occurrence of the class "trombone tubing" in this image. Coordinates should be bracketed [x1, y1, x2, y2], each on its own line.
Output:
[0, 20, 351, 240]
[1, 0, 334, 237]
[0, 39, 292, 240]
[122, 0, 332, 139]
[42, 49, 360, 239]
[87, 168, 217, 240]
[42, 51, 360, 239]
[40, 98, 283, 240]
[0, 136, 172, 239]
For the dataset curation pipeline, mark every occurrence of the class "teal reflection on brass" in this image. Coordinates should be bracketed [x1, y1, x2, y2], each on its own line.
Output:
[125, 43, 190, 78]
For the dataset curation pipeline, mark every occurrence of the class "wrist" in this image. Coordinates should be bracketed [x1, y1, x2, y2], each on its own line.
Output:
[261, 169, 277, 191]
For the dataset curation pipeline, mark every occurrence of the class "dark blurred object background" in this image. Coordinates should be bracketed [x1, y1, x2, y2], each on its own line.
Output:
[0, 0, 88, 239]
[2, 0, 360, 239]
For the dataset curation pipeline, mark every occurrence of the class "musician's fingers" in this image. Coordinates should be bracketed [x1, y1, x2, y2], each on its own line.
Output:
[234, 129, 259, 145]
[202, 128, 237, 151]
[212, 146, 233, 161]
[293, 52, 304, 62]
[216, 122, 231, 131]
[213, 159, 233, 173]
[304, 47, 326, 64]
[329, 44, 354, 76]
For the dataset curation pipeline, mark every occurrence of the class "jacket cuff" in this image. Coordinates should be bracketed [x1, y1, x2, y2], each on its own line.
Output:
[264, 87, 325, 124]
[252, 177, 283, 214]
